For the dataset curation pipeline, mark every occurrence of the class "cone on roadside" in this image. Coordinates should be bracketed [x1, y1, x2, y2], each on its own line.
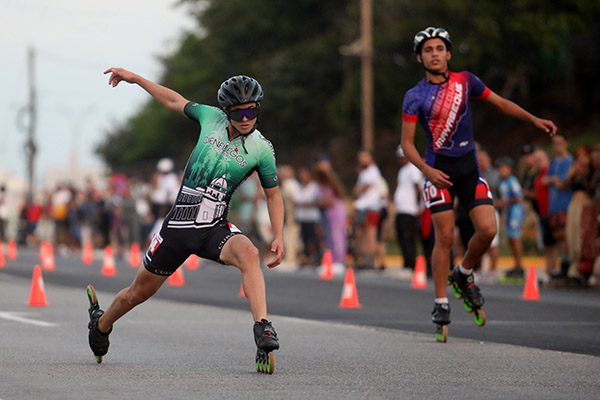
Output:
[411, 255, 427, 289]
[129, 242, 141, 267]
[0, 242, 5, 268]
[28, 265, 48, 306]
[168, 267, 185, 287]
[41, 242, 55, 271]
[239, 282, 246, 298]
[339, 267, 361, 308]
[101, 245, 117, 277]
[7, 239, 17, 260]
[319, 249, 334, 280]
[185, 254, 199, 270]
[82, 241, 94, 265]
[523, 265, 540, 301]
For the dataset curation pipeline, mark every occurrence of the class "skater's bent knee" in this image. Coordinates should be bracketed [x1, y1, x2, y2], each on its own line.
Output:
[478, 225, 497, 243]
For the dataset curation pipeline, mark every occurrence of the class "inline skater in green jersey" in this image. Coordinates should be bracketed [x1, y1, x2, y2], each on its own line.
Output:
[87, 68, 283, 372]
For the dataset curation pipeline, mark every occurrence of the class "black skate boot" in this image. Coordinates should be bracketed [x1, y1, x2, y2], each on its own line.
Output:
[432, 302, 451, 343]
[253, 319, 279, 374]
[86, 284, 112, 363]
[449, 266, 486, 327]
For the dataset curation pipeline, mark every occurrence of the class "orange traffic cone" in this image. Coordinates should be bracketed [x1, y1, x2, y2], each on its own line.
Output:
[239, 282, 246, 298]
[7, 239, 17, 260]
[41, 242, 56, 271]
[82, 241, 94, 265]
[101, 245, 117, 277]
[339, 268, 361, 308]
[319, 249, 334, 280]
[168, 267, 185, 287]
[0, 242, 5, 268]
[28, 265, 48, 306]
[523, 265, 540, 301]
[185, 255, 199, 270]
[411, 256, 427, 289]
[129, 242, 141, 268]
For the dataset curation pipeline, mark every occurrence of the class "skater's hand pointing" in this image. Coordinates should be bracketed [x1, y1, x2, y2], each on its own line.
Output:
[267, 237, 284, 268]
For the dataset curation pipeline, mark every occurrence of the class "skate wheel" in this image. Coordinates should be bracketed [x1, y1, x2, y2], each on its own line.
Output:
[94, 355, 103, 364]
[435, 325, 448, 343]
[473, 309, 486, 326]
[255, 350, 274, 374]
[87, 284, 99, 309]
[451, 284, 462, 299]
[463, 300, 473, 313]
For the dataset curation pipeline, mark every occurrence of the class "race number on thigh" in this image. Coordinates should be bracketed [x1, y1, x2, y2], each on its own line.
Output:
[422, 180, 452, 209]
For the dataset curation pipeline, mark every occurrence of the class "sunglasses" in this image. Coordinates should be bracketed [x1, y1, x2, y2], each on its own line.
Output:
[227, 107, 260, 122]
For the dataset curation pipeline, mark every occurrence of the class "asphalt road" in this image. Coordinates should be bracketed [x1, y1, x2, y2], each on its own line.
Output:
[1, 248, 600, 399]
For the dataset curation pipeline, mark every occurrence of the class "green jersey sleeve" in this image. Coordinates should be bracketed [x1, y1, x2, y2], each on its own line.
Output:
[184, 102, 226, 125]
[256, 133, 278, 189]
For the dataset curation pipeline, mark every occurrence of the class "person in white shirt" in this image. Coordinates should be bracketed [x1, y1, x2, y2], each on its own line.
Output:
[353, 149, 384, 269]
[293, 167, 322, 266]
[394, 145, 424, 270]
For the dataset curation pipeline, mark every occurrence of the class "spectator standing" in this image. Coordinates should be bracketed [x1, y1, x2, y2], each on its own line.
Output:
[496, 157, 526, 277]
[293, 167, 322, 266]
[544, 133, 573, 280]
[149, 157, 180, 236]
[277, 165, 300, 270]
[352, 150, 384, 269]
[393, 145, 424, 271]
[564, 146, 597, 285]
[314, 167, 348, 272]
[532, 149, 557, 284]
[0, 185, 8, 242]
[477, 149, 501, 281]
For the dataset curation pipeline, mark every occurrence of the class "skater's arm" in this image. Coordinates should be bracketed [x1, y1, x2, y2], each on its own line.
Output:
[263, 186, 285, 268]
[104, 67, 189, 116]
[401, 121, 452, 189]
[482, 91, 557, 136]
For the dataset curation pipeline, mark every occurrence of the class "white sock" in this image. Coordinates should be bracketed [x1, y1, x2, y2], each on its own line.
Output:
[434, 297, 449, 304]
[458, 264, 473, 275]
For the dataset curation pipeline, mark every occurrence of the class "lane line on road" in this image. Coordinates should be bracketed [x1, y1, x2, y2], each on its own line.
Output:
[0, 312, 59, 327]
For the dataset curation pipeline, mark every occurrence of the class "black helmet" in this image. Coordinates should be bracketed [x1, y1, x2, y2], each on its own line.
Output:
[217, 75, 264, 108]
[413, 27, 452, 54]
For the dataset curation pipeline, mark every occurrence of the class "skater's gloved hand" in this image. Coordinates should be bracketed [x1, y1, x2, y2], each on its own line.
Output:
[267, 237, 284, 268]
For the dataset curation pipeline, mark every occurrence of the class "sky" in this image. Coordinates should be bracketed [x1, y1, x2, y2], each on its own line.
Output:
[0, 0, 195, 188]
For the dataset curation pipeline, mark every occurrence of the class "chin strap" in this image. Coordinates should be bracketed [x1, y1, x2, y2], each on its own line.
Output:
[424, 66, 450, 83]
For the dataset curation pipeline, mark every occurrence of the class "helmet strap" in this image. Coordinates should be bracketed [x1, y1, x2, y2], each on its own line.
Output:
[424, 65, 450, 83]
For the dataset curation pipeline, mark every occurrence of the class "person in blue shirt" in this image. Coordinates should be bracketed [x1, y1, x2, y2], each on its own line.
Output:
[495, 157, 526, 277]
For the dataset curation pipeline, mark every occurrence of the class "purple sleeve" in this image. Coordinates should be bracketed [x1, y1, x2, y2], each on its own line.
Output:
[468, 72, 491, 99]
[402, 88, 420, 122]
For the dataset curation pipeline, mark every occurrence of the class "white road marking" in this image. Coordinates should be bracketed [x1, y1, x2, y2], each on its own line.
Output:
[0, 312, 59, 327]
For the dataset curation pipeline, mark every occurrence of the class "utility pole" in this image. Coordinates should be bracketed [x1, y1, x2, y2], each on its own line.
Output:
[360, 0, 374, 152]
[23, 46, 37, 198]
[339, 0, 375, 152]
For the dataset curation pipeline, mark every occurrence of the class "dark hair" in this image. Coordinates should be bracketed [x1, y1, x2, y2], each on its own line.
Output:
[313, 168, 346, 199]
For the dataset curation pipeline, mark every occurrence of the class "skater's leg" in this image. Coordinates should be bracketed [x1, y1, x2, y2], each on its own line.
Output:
[98, 266, 167, 333]
[431, 210, 455, 298]
[220, 235, 267, 322]
[460, 205, 497, 271]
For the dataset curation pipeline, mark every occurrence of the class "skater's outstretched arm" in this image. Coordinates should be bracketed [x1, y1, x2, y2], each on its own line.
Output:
[263, 186, 284, 269]
[104, 67, 189, 116]
[482, 91, 557, 136]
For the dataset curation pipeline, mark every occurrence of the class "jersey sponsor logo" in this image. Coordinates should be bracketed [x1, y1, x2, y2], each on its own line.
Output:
[202, 136, 248, 167]
[228, 222, 241, 233]
[422, 180, 451, 208]
[430, 81, 466, 151]
[459, 141, 469, 147]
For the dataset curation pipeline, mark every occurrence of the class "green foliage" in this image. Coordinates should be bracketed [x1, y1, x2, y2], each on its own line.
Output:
[97, 0, 600, 182]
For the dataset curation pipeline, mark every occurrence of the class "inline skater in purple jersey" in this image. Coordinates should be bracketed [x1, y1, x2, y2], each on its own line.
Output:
[400, 27, 557, 342]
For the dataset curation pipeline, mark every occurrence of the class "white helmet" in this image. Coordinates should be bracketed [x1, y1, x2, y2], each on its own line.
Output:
[413, 27, 452, 54]
[156, 157, 174, 173]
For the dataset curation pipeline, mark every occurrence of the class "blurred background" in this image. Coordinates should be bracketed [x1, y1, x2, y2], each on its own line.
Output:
[1, 1, 599, 282]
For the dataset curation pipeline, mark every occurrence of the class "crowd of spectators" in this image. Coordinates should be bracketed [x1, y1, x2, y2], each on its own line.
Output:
[1, 136, 599, 289]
